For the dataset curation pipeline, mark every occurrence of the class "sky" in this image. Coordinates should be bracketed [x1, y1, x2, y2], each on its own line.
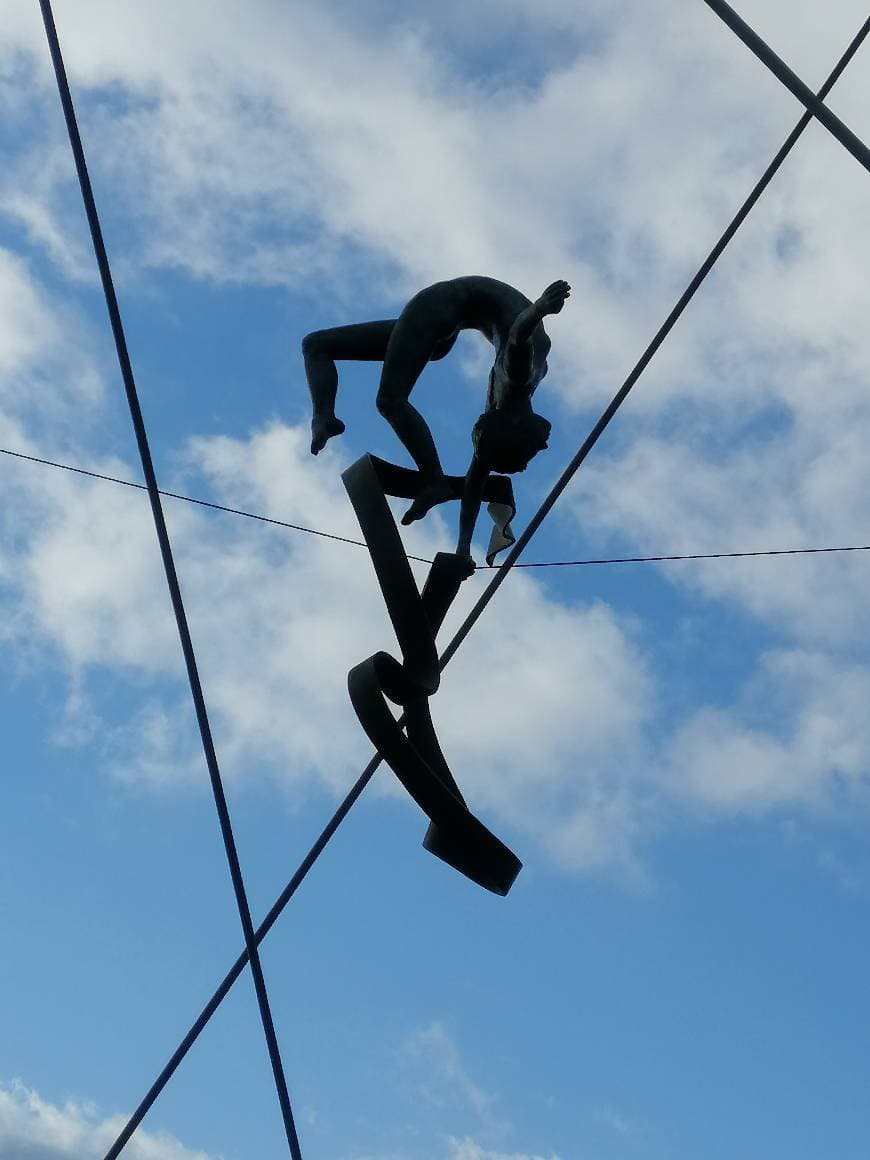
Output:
[1, 1, 870, 1157]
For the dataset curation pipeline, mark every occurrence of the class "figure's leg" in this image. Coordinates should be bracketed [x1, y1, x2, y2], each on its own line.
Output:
[375, 286, 465, 522]
[456, 451, 489, 565]
[302, 320, 395, 454]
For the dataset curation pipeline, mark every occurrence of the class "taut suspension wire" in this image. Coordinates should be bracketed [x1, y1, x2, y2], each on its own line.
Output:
[36, 4, 304, 1158]
[101, 17, 870, 1159]
[0, 445, 399, 556]
[4, 443, 870, 571]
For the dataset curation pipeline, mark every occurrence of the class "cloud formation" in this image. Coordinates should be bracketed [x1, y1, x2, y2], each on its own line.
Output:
[2, 0, 870, 872]
[447, 1143, 560, 1160]
[0, 1082, 216, 1160]
[0, 242, 655, 872]
[5, 0, 865, 395]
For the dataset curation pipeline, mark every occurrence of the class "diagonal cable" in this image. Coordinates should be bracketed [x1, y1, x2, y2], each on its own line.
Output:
[36, 3, 303, 1158]
[101, 16, 870, 1159]
[702, 0, 870, 173]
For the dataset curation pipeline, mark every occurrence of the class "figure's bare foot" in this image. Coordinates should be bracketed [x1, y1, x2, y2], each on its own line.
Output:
[536, 279, 571, 316]
[400, 477, 455, 525]
[310, 415, 345, 455]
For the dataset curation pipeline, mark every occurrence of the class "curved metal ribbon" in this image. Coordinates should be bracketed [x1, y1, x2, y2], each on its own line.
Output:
[343, 454, 522, 895]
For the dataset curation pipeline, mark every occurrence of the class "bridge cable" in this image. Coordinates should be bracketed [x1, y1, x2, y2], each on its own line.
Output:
[4, 444, 870, 571]
[37, 4, 304, 1158]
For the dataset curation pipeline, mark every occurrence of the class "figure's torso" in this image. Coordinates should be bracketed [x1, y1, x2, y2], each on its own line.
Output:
[440, 275, 534, 345]
[405, 276, 551, 406]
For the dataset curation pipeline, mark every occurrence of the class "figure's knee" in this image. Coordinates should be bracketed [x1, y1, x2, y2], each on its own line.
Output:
[302, 330, 328, 361]
[376, 389, 401, 421]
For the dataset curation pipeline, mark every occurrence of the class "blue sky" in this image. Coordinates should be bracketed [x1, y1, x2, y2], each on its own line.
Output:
[2, 1, 870, 1157]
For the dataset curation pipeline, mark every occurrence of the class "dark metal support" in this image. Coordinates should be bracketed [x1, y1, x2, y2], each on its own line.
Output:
[35, 4, 303, 1158]
[99, 14, 870, 1160]
[702, 0, 870, 174]
[343, 455, 521, 895]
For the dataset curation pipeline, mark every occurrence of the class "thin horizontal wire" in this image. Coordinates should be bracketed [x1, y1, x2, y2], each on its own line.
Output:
[0, 445, 393, 554]
[4, 443, 869, 570]
[517, 545, 870, 566]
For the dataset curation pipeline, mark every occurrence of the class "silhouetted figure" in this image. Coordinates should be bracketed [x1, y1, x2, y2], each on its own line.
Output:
[302, 275, 569, 566]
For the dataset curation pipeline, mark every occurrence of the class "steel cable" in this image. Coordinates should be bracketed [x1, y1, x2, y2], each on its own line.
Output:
[702, 0, 870, 174]
[4, 443, 870, 571]
[37, 3, 304, 1157]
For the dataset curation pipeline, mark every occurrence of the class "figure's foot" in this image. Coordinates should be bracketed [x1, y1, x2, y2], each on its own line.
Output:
[310, 415, 345, 455]
[400, 478, 455, 525]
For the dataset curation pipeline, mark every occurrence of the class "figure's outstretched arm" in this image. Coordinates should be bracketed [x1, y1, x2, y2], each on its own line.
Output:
[456, 452, 490, 572]
[504, 280, 571, 383]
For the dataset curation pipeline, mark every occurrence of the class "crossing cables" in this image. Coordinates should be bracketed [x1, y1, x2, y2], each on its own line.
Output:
[99, 13, 870, 1159]
[37, 4, 304, 1159]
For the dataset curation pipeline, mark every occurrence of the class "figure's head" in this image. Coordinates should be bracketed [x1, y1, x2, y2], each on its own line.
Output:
[472, 407, 551, 474]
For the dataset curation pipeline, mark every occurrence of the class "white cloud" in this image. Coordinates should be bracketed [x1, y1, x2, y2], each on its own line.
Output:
[1, 409, 657, 872]
[594, 1103, 634, 1137]
[3, 0, 870, 874]
[435, 576, 655, 875]
[6, 0, 867, 398]
[0, 249, 102, 418]
[351, 1142, 560, 1160]
[666, 649, 870, 816]
[0, 145, 95, 281]
[395, 1023, 562, 1160]
[0, 247, 657, 868]
[572, 420, 870, 643]
[0, 1081, 219, 1160]
[447, 1139, 560, 1160]
[3, 7, 869, 1160]
[406, 1022, 502, 1132]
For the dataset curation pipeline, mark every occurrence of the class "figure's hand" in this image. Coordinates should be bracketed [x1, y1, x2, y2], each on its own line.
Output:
[457, 552, 476, 579]
[536, 279, 571, 317]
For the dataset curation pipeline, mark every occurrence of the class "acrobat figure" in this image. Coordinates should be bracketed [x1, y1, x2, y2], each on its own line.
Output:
[302, 275, 570, 566]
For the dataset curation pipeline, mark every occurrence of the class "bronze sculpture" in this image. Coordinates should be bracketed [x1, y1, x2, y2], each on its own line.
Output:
[303, 276, 570, 893]
[303, 275, 569, 569]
